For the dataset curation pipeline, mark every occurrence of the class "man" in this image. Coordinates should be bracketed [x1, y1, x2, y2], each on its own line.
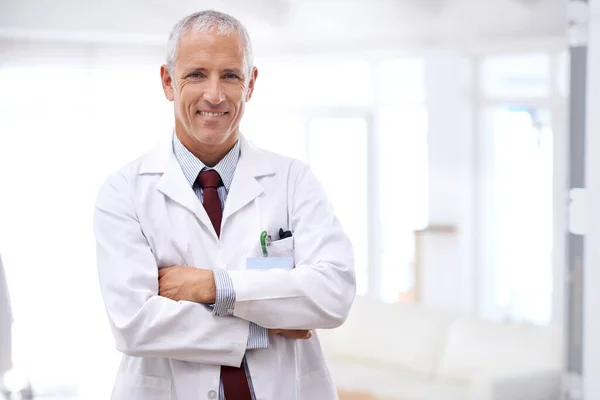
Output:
[94, 9, 355, 400]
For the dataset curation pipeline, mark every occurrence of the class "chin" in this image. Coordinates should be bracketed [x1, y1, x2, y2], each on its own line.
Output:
[191, 129, 234, 146]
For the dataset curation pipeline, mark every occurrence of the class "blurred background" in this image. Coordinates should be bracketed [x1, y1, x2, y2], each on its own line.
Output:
[0, 0, 597, 399]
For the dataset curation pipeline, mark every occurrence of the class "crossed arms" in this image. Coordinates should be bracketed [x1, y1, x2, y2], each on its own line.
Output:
[94, 165, 356, 366]
[157, 265, 311, 340]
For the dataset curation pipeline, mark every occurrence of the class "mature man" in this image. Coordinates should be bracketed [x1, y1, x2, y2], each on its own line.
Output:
[94, 10, 355, 400]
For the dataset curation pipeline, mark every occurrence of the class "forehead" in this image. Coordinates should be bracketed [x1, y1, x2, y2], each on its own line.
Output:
[175, 31, 245, 70]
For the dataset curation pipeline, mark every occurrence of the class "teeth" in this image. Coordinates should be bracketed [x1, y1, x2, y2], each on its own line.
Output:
[199, 111, 226, 117]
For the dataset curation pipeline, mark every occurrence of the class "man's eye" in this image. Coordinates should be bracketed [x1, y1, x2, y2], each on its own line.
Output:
[188, 73, 204, 79]
[224, 73, 239, 79]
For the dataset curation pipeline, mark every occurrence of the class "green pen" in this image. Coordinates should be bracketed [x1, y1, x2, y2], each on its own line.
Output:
[260, 231, 271, 257]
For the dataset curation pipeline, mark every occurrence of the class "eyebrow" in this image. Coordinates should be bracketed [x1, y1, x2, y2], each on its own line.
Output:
[183, 67, 243, 76]
[223, 68, 243, 76]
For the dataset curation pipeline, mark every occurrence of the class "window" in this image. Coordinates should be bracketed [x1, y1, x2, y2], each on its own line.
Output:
[481, 53, 551, 98]
[372, 57, 428, 302]
[252, 57, 374, 107]
[240, 108, 308, 161]
[88, 62, 173, 173]
[375, 58, 426, 104]
[483, 107, 553, 325]
[376, 105, 428, 302]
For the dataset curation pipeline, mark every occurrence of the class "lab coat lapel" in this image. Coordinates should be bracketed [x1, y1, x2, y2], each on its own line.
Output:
[140, 134, 215, 237]
[222, 136, 275, 226]
[158, 157, 215, 233]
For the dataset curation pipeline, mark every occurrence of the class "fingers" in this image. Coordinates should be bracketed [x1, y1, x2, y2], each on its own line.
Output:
[270, 329, 312, 339]
[293, 330, 311, 339]
[158, 265, 179, 278]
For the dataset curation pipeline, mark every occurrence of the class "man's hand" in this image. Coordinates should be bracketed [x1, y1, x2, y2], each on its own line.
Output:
[158, 266, 216, 304]
[269, 329, 312, 339]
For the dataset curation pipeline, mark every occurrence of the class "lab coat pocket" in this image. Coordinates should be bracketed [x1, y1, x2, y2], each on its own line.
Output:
[112, 373, 172, 400]
[268, 236, 294, 257]
[247, 237, 295, 270]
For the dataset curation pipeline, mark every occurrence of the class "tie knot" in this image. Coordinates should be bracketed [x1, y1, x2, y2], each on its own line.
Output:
[197, 170, 222, 189]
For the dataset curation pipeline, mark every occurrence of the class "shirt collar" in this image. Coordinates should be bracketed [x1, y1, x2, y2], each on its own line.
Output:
[173, 134, 240, 191]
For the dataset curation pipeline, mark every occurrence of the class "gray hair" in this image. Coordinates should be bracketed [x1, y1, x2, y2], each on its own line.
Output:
[166, 10, 254, 76]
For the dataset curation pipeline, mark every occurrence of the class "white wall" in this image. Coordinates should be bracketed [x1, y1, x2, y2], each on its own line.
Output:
[0, 0, 566, 52]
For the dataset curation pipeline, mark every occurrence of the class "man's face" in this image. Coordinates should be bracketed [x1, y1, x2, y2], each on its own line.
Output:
[161, 30, 257, 150]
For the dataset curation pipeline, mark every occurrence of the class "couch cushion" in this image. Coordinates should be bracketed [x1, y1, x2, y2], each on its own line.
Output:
[327, 297, 458, 377]
[436, 316, 561, 382]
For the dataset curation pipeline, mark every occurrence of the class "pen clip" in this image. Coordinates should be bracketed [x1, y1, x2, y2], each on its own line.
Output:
[260, 231, 271, 257]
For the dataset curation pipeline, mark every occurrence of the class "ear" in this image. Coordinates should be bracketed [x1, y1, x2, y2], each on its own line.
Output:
[245, 67, 258, 102]
[160, 65, 175, 101]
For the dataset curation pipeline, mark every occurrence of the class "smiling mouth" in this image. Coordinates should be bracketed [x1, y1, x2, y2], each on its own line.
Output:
[197, 111, 228, 117]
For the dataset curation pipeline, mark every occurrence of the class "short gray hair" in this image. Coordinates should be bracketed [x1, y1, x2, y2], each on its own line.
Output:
[166, 10, 254, 76]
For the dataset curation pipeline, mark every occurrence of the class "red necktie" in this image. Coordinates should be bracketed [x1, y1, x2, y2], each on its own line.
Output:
[197, 170, 223, 237]
[196, 170, 252, 400]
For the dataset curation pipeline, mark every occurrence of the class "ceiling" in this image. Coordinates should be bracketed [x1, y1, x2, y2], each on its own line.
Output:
[0, 0, 566, 52]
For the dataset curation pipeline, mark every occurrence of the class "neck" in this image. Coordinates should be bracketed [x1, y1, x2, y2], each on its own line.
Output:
[175, 127, 238, 167]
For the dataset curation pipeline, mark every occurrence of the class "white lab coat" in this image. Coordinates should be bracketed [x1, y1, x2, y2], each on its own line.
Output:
[0, 254, 12, 374]
[94, 134, 356, 400]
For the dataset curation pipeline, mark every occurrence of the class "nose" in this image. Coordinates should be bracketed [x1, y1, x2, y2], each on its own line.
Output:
[203, 78, 225, 104]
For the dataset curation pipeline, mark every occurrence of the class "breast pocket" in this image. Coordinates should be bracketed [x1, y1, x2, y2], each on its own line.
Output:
[268, 236, 294, 257]
[246, 237, 295, 270]
[111, 373, 172, 400]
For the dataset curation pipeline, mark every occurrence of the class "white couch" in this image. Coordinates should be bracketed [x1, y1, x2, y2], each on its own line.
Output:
[318, 296, 562, 400]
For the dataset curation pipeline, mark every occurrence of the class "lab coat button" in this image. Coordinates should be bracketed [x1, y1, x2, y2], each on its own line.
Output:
[208, 390, 217, 399]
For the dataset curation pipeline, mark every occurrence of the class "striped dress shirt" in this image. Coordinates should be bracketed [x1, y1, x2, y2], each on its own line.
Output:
[173, 135, 266, 400]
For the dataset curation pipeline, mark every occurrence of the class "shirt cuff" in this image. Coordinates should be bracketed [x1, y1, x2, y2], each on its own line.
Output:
[212, 269, 235, 316]
[247, 323, 269, 350]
